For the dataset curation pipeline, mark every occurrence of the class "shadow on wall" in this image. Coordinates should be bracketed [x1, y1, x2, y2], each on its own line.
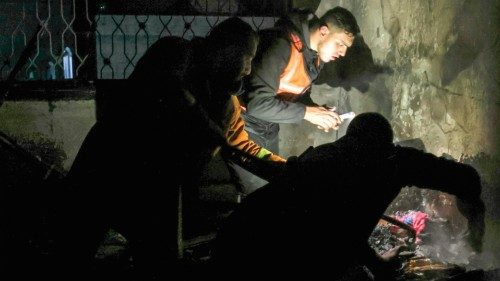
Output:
[441, 0, 496, 86]
[462, 153, 500, 269]
[462, 153, 500, 221]
[315, 35, 392, 93]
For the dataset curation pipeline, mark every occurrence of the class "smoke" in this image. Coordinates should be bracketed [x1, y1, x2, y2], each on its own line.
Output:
[417, 218, 475, 266]
[405, 189, 499, 270]
[382, 152, 500, 272]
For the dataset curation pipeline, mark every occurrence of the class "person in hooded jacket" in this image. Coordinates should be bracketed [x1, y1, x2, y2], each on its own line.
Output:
[232, 7, 361, 194]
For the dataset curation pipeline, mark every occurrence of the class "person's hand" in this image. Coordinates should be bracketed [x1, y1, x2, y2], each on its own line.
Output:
[380, 245, 406, 262]
[304, 106, 342, 132]
[372, 245, 406, 281]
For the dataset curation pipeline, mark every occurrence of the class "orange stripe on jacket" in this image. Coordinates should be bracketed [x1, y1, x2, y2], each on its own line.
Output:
[277, 33, 311, 102]
[225, 96, 285, 162]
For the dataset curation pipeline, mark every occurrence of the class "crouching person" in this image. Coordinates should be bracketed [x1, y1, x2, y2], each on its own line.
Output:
[213, 112, 485, 280]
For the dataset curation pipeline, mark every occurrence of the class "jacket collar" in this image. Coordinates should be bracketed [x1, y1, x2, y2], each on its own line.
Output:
[276, 9, 317, 51]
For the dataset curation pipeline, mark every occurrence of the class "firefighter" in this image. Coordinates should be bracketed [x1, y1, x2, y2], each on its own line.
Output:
[231, 7, 360, 194]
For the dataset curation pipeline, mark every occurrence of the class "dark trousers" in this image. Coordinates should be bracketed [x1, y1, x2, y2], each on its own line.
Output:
[245, 127, 280, 154]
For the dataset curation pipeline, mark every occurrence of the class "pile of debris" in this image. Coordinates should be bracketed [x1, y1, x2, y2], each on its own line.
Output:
[368, 210, 475, 280]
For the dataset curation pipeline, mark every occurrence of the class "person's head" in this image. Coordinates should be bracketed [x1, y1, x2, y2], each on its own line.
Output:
[205, 17, 258, 83]
[311, 6, 359, 62]
[346, 112, 393, 145]
[129, 36, 192, 83]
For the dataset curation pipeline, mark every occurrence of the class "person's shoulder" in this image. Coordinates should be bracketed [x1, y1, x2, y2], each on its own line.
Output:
[149, 36, 190, 50]
[277, 9, 314, 28]
[189, 36, 205, 49]
[257, 29, 291, 54]
[258, 27, 288, 42]
[275, 9, 315, 33]
[133, 35, 193, 70]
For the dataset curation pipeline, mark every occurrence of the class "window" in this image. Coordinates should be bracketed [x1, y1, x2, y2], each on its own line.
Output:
[0, 0, 290, 81]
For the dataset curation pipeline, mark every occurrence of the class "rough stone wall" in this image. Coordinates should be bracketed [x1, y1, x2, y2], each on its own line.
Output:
[285, 0, 499, 267]
[282, 0, 499, 159]
[368, 0, 498, 159]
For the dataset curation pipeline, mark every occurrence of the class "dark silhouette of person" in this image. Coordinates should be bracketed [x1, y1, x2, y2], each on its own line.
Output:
[213, 112, 485, 280]
[56, 37, 195, 280]
[54, 17, 282, 280]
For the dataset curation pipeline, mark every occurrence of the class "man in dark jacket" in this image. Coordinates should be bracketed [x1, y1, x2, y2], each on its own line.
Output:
[241, 6, 360, 153]
[230, 7, 360, 193]
[214, 112, 485, 280]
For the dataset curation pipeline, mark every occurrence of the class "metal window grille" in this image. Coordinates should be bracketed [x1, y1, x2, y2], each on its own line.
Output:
[95, 15, 278, 79]
[0, 0, 291, 82]
[0, 0, 94, 81]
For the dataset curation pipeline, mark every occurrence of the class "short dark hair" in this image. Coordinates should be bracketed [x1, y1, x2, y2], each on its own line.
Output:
[346, 112, 393, 144]
[319, 6, 360, 35]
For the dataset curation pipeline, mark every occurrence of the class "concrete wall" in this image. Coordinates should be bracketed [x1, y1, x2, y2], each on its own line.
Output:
[0, 100, 95, 172]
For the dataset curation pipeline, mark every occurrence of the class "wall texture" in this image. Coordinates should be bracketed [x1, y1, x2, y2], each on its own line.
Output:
[0, 0, 498, 268]
[0, 100, 96, 171]
[282, 0, 499, 159]
[278, 0, 499, 269]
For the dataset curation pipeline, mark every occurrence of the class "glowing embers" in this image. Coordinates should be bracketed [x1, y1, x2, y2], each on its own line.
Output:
[402, 256, 465, 280]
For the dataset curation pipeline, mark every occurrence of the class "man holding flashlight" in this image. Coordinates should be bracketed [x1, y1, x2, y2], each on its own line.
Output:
[231, 7, 361, 193]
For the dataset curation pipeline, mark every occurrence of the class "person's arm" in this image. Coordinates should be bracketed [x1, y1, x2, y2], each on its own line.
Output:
[298, 91, 342, 132]
[395, 146, 485, 252]
[226, 96, 286, 162]
[245, 34, 342, 130]
[351, 242, 404, 281]
[296, 90, 318, 106]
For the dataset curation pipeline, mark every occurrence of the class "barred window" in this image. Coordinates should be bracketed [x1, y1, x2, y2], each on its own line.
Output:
[0, 0, 291, 81]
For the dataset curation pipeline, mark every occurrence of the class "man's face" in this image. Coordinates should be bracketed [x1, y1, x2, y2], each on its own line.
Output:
[214, 38, 257, 83]
[236, 38, 257, 81]
[317, 27, 354, 63]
